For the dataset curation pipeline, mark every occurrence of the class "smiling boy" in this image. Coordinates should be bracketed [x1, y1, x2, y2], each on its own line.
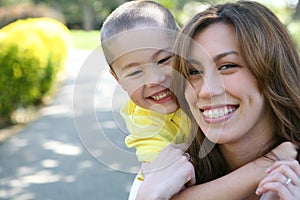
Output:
[101, 0, 191, 165]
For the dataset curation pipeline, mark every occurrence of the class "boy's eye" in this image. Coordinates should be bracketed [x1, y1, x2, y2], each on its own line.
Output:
[157, 55, 173, 65]
[127, 70, 142, 77]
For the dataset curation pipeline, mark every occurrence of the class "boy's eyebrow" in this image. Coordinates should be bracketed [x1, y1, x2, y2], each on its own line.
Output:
[122, 62, 142, 71]
[122, 48, 172, 71]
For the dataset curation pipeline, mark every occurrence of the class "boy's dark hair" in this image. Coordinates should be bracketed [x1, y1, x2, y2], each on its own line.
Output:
[100, 0, 178, 67]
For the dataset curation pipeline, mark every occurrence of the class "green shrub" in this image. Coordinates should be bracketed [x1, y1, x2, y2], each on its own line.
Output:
[0, 17, 71, 125]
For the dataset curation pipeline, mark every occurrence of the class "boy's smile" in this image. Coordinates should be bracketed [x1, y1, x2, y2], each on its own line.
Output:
[149, 89, 172, 102]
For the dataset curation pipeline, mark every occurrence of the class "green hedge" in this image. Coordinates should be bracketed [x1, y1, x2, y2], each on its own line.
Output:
[0, 17, 71, 125]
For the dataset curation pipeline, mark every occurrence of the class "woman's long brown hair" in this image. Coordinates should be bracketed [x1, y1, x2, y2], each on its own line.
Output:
[172, 1, 300, 183]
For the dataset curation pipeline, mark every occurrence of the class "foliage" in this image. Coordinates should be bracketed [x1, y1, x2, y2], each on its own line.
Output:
[288, 20, 300, 53]
[0, 0, 299, 30]
[0, 0, 129, 30]
[70, 30, 100, 50]
[0, 18, 71, 125]
[0, 3, 65, 28]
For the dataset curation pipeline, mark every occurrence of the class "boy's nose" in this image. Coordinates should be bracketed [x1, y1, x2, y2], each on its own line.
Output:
[145, 66, 168, 87]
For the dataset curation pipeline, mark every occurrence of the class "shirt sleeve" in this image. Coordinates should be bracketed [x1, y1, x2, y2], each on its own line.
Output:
[121, 100, 179, 163]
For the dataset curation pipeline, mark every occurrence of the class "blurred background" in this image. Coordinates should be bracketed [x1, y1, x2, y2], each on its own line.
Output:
[0, 0, 299, 49]
[1, 0, 300, 30]
[0, 0, 299, 200]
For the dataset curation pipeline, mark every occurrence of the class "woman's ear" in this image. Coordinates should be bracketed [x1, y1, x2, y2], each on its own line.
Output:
[110, 69, 119, 81]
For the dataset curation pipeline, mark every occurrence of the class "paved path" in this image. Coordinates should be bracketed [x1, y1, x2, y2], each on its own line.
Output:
[0, 49, 139, 200]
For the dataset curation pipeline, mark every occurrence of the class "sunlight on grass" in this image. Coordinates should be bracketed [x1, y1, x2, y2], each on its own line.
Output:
[70, 30, 100, 50]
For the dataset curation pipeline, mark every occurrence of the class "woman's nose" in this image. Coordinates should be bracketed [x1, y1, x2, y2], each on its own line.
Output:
[198, 73, 224, 99]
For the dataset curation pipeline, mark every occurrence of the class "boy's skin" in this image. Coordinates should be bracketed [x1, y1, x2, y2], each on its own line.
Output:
[100, 1, 296, 199]
[109, 29, 178, 115]
[137, 142, 297, 200]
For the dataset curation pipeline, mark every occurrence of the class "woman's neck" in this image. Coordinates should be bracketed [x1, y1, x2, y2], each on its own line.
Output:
[219, 123, 274, 171]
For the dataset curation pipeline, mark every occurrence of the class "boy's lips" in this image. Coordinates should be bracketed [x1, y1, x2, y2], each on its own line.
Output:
[149, 89, 172, 101]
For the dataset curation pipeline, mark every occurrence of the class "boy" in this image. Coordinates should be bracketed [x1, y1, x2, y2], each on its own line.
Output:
[101, 0, 191, 165]
[100, 1, 296, 199]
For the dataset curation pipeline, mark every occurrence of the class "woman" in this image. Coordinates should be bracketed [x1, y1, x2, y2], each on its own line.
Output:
[138, 1, 300, 199]
[174, 1, 300, 199]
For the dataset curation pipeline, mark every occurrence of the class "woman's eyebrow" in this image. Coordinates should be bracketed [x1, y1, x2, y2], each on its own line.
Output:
[187, 51, 238, 67]
[152, 48, 173, 59]
[187, 58, 203, 66]
[213, 51, 239, 62]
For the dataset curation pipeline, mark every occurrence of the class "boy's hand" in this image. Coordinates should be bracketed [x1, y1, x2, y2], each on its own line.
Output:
[137, 144, 195, 200]
[269, 142, 297, 160]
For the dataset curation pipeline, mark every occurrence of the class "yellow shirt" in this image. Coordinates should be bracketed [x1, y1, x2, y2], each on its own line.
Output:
[121, 99, 191, 163]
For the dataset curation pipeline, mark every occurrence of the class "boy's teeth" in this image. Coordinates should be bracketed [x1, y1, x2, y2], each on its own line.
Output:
[202, 107, 235, 119]
[151, 90, 171, 100]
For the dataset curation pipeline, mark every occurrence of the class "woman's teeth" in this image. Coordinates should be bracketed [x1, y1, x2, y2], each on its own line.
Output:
[202, 106, 236, 119]
[151, 90, 171, 101]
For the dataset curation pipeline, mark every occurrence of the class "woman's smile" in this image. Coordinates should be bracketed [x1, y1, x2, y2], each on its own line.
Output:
[185, 22, 272, 144]
[200, 104, 239, 123]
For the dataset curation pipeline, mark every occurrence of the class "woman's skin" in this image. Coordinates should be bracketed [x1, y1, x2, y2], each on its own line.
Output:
[136, 21, 300, 200]
[185, 22, 273, 170]
[184, 21, 300, 200]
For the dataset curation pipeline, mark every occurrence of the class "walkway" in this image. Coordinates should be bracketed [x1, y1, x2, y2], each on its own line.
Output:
[0, 48, 139, 200]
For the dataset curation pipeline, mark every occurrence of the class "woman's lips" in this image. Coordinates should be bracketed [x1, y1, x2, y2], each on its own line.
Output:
[200, 105, 239, 123]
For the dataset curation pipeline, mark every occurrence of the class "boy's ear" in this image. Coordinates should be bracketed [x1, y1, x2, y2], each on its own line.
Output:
[109, 69, 119, 81]
[109, 69, 127, 91]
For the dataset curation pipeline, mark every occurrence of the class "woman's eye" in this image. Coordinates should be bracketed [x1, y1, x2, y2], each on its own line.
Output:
[218, 64, 239, 75]
[158, 55, 173, 65]
[218, 64, 238, 71]
[188, 68, 203, 76]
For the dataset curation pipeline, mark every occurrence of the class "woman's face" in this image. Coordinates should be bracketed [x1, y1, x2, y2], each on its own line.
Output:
[185, 22, 272, 145]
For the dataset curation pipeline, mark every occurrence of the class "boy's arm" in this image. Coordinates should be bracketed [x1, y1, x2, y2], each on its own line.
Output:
[171, 156, 270, 200]
[136, 144, 195, 200]
[171, 142, 297, 200]
[122, 100, 178, 163]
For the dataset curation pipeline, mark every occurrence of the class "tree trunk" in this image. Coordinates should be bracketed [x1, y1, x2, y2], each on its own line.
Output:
[81, 1, 94, 30]
[293, 1, 300, 20]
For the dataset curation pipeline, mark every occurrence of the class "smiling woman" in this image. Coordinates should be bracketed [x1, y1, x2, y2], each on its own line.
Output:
[170, 0, 300, 199]
[185, 22, 269, 146]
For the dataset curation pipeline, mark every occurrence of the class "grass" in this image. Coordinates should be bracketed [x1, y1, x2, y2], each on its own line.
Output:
[70, 30, 101, 50]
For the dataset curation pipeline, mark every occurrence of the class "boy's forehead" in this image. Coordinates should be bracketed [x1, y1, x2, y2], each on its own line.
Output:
[103, 27, 177, 64]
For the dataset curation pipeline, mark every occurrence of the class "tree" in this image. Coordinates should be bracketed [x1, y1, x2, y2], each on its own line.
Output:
[293, 1, 300, 20]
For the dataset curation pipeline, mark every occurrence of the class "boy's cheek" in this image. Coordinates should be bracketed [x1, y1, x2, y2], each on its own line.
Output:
[120, 80, 144, 96]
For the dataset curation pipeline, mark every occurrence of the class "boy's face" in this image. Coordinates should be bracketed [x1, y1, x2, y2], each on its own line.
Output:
[110, 33, 178, 114]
